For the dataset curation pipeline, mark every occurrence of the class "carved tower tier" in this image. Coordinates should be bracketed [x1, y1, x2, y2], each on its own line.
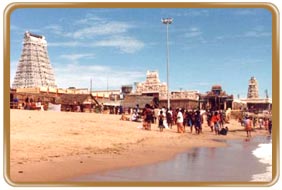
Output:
[247, 76, 259, 98]
[12, 31, 57, 89]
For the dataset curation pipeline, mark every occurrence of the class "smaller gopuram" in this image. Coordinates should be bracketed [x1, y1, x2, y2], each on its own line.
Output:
[133, 71, 199, 109]
[247, 76, 259, 98]
[135, 71, 167, 98]
[199, 85, 233, 111]
[240, 77, 272, 112]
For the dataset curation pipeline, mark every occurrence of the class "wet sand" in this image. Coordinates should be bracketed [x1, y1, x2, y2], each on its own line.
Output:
[71, 136, 272, 182]
[8, 109, 270, 183]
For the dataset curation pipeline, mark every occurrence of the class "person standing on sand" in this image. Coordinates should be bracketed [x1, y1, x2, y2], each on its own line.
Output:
[206, 110, 213, 132]
[143, 104, 153, 130]
[245, 116, 253, 137]
[258, 117, 263, 129]
[268, 119, 272, 135]
[176, 108, 184, 133]
[186, 111, 194, 133]
[166, 109, 173, 129]
[211, 112, 220, 135]
[153, 107, 160, 124]
[264, 117, 269, 130]
[194, 110, 202, 134]
[158, 110, 165, 132]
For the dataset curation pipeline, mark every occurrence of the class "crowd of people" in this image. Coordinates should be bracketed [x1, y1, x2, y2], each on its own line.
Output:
[120, 104, 272, 138]
[240, 114, 272, 137]
[121, 104, 231, 136]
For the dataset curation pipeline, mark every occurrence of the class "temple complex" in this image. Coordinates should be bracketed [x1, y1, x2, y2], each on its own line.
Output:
[240, 77, 272, 112]
[199, 85, 233, 111]
[12, 31, 57, 89]
[10, 31, 271, 113]
[133, 71, 199, 109]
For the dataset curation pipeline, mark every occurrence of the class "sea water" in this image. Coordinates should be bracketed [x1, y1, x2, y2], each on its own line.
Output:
[71, 136, 272, 182]
[251, 137, 272, 182]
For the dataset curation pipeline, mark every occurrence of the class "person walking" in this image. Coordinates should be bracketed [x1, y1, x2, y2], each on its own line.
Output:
[158, 111, 165, 132]
[176, 108, 184, 133]
[194, 110, 202, 135]
[245, 116, 253, 137]
[268, 119, 272, 135]
[211, 112, 220, 135]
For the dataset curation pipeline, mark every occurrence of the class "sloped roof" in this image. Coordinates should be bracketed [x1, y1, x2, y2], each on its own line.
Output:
[56, 94, 99, 105]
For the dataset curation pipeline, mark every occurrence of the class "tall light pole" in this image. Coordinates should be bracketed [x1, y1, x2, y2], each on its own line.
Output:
[162, 17, 173, 109]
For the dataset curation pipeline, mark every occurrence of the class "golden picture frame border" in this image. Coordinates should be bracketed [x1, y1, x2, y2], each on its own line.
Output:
[3, 2, 280, 187]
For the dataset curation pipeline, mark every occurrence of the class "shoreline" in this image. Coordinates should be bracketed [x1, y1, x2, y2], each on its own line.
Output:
[71, 136, 272, 182]
[8, 109, 270, 183]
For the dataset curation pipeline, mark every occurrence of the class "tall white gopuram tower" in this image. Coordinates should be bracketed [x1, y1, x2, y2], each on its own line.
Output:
[12, 31, 57, 89]
[247, 76, 259, 98]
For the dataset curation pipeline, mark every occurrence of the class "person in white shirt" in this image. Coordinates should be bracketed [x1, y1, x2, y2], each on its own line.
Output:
[176, 108, 184, 133]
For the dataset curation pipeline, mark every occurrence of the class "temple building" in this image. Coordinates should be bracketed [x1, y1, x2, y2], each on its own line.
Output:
[135, 71, 167, 98]
[12, 31, 57, 89]
[133, 71, 199, 109]
[240, 77, 272, 112]
[247, 76, 259, 98]
[199, 85, 233, 111]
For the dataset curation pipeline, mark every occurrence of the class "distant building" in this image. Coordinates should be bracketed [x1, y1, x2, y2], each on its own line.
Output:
[121, 85, 133, 95]
[240, 77, 272, 112]
[171, 90, 199, 100]
[199, 85, 233, 110]
[134, 71, 199, 109]
[56, 94, 98, 112]
[247, 76, 259, 98]
[240, 98, 272, 112]
[135, 71, 167, 98]
[12, 31, 57, 89]
[122, 95, 154, 110]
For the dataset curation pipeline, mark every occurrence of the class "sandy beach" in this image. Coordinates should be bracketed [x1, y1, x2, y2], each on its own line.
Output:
[8, 109, 269, 183]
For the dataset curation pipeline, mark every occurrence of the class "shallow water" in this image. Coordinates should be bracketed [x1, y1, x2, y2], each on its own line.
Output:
[72, 136, 272, 182]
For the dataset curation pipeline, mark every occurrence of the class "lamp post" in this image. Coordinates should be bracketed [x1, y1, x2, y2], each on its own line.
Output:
[161, 17, 173, 109]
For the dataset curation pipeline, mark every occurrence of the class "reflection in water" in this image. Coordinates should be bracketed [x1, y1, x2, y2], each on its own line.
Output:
[187, 148, 199, 163]
[208, 147, 216, 159]
[71, 136, 271, 182]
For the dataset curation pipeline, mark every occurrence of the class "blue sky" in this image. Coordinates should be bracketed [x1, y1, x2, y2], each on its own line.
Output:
[10, 8, 272, 98]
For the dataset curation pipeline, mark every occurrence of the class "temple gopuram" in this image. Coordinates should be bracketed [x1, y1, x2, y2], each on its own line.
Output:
[12, 31, 57, 89]
[135, 71, 167, 98]
[199, 85, 233, 111]
[239, 77, 272, 112]
[133, 71, 199, 109]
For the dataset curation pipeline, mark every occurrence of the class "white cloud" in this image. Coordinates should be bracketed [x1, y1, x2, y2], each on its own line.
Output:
[233, 9, 257, 16]
[214, 26, 271, 41]
[243, 31, 271, 38]
[44, 25, 64, 36]
[174, 9, 209, 17]
[184, 27, 202, 38]
[10, 25, 20, 31]
[53, 63, 144, 89]
[48, 41, 80, 47]
[74, 15, 106, 26]
[60, 53, 95, 61]
[185, 30, 202, 38]
[93, 36, 144, 54]
[49, 35, 144, 54]
[46, 16, 144, 53]
[70, 21, 133, 39]
[37, 13, 145, 54]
